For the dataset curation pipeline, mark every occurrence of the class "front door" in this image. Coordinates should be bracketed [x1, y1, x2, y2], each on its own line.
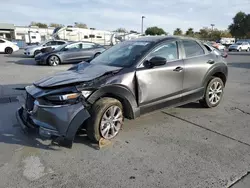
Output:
[136, 40, 184, 111]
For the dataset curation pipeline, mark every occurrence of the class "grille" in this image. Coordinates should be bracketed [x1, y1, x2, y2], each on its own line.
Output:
[25, 92, 35, 111]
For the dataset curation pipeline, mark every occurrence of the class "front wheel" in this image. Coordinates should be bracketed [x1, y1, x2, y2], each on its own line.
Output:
[199, 77, 224, 108]
[86, 97, 124, 142]
[238, 47, 242, 52]
[48, 55, 60, 66]
[5, 47, 13, 54]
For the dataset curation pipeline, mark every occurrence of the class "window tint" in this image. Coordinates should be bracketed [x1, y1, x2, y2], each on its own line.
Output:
[50, 41, 58, 45]
[57, 41, 65, 45]
[45, 42, 52, 46]
[0, 39, 5, 43]
[149, 41, 179, 61]
[183, 40, 205, 58]
[65, 43, 82, 50]
[82, 43, 95, 49]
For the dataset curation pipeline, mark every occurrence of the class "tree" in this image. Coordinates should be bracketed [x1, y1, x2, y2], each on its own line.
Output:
[49, 23, 64, 28]
[228, 11, 250, 38]
[185, 28, 194, 36]
[74, 22, 88, 29]
[30, 21, 48, 28]
[145, 26, 166, 35]
[173, 28, 182, 35]
[115, 28, 127, 33]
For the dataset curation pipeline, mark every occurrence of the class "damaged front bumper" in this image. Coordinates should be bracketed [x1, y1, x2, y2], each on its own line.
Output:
[16, 95, 90, 148]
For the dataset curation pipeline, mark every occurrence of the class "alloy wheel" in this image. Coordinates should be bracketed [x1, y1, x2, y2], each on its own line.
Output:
[208, 81, 223, 105]
[100, 105, 123, 139]
[49, 56, 59, 66]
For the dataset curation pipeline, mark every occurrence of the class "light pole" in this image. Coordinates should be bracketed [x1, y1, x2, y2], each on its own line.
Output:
[211, 24, 215, 31]
[141, 16, 145, 35]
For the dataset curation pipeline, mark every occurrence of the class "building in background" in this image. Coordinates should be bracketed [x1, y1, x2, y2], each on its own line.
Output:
[0, 23, 15, 40]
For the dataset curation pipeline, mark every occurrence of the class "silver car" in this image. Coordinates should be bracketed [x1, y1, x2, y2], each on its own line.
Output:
[24, 40, 67, 57]
[35, 41, 106, 66]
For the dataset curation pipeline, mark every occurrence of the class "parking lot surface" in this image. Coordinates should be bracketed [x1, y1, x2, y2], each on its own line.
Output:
[0, 50, 250, 188]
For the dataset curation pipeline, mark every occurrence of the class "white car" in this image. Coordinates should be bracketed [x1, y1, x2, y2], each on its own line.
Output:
[24, 40, 67, 57]
[0, 38, 19, 54]
[228, 41, 250, 52]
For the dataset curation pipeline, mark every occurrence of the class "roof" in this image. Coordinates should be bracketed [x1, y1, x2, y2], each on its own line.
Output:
[0, 23, 15, 30]
[130, 35, 199, 43]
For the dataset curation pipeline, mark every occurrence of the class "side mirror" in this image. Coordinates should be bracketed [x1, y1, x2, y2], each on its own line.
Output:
[144, 56, 166, 68]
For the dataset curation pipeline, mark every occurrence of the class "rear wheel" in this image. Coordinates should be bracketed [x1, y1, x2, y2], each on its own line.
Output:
[48, 55, 60, 66]
[86, 97, 124, 142]
[5, 47, 13, 54]
[199, 77, 224, 108]
[94, 52, 101, 58]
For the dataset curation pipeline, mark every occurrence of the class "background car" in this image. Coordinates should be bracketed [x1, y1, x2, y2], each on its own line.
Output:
[228, 41, 250, 52]
[24, 40, 67, 57]
[35, 41, 106, 66]
[0, 38, 19, 54]
[208, 41, 226, 50]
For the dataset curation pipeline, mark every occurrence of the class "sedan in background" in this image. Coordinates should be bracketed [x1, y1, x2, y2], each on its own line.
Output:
[35, 41, 106, 66]
[208, 41, 225, 51]
[0, 38, 19, 54]
[24, 40, 67, 57]
[228, 41, 250, 52]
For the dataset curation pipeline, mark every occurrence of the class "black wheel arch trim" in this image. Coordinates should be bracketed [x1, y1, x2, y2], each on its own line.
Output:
[202, 64, 228, 86]
[87, 85, 140, 119]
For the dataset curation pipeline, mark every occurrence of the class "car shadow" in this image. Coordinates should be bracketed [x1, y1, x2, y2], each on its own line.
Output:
[178, 102, 203, 109]
[5, 53, 29, 58]
[228, 62, 250, 69]
[6, 59, 39, 66]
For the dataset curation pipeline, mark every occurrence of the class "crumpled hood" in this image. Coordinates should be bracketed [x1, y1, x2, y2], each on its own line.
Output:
[34, 62, 122, 88]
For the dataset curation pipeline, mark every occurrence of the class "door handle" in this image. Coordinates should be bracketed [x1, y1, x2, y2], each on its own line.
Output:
[173, 66, 183, 72]
[207, 59, 215, 64]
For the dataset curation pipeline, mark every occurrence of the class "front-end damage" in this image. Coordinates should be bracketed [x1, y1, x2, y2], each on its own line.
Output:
[16, 84, 92, 148]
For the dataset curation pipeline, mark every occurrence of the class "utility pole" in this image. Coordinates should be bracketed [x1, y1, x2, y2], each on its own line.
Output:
[211, 24, 215, 31]
[141, 16, 145, 35]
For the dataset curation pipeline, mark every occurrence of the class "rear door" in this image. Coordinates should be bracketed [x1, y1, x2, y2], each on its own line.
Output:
[181, 39, 213, 101]
[78, 43, 97, 60]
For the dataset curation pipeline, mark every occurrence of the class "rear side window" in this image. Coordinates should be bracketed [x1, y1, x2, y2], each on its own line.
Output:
[57, 41, 65, 45]
[0, 39, 5, 43]
[182, 40, 205, 58]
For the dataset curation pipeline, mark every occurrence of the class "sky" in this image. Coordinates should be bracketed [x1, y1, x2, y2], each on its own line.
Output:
[0, 0, 250, 34]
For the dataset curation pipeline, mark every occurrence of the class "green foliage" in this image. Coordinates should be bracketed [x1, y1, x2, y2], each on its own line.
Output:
[30, 22, 48, 28]
[228, 11, 250, 38]
[49, 23, 64, 28]
[115, 28, 127, 33]
[74, 22, 88, 29]
[145, 26, 166, 35]
[173, 28, 182, 35]
[185, 28, 194, 36]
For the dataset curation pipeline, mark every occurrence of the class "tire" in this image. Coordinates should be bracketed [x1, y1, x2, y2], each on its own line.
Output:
[5, 47, 13, 54]
[247, 48, 250, 52]
[94, 52, 101, 58]
[48, 55, 60, 66]
[238, 47, 242, 52]
[34, 50, 41, 57]
[199, 77, 224, 108]
[86, 97, 124, 142]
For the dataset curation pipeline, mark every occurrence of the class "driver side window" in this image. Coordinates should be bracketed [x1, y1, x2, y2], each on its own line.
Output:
[148, 41, 179, 61]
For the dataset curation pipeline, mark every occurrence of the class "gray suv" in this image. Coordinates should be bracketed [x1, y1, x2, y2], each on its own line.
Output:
[16, 36, 228, 148]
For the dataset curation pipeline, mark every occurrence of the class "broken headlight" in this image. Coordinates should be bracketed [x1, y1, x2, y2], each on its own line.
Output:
[44, 93, 81, 105]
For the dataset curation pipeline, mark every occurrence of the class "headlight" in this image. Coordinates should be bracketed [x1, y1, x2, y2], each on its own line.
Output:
[46, 93, 81, 101]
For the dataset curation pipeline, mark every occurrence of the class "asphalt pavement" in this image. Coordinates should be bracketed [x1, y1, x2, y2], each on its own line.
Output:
[0, 50, 250, 188]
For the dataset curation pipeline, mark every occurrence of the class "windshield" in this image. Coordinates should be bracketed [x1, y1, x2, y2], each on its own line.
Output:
[90, 41, 153, 67]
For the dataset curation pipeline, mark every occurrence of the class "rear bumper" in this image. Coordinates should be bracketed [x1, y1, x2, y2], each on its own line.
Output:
[16, 101, 90, 148]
